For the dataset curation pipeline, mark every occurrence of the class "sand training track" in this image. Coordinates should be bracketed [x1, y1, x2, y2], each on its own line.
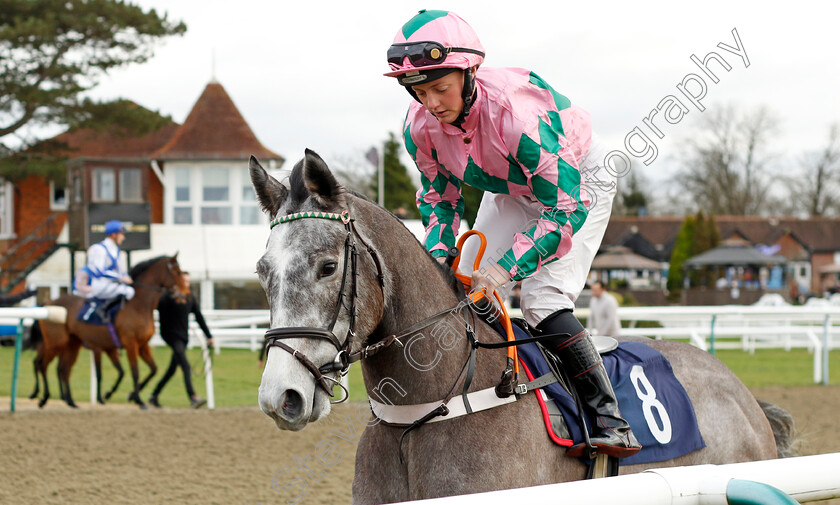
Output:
[1, 385, 839, 505]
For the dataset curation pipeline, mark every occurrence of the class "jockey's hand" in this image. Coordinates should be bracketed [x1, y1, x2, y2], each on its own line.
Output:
[470, 263, 511, 301]
[207, 338, 214, 348]
[436, 256, 447, 265]
[121, 276, 133, 285]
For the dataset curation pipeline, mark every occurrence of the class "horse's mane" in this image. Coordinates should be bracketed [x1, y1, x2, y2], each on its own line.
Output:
[129, 256, 167, 281]
[286, 160, 465, 297]
[345, 189, 464, 297]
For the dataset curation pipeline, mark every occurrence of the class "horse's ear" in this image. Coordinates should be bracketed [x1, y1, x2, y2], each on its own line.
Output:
[250, 156, 287, 216]
[302, 148, 342, 206]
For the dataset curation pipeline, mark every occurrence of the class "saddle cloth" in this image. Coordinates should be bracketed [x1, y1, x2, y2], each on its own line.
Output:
[78, 298, 115, 325]
[78, 298, 123, 348]
[509, 322, 706, 465]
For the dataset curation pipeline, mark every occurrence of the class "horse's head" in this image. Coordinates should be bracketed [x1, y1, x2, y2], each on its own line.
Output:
[251, 149, 385, 430]
[130, 254, 184, 297]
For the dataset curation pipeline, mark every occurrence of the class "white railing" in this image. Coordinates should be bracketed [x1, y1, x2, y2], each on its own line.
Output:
[2, 306, 67, 412]
[391, 453, 840, 505]
[148, 306, 837, 383]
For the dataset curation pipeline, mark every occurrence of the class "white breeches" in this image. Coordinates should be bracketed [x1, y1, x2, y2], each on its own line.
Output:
[89, 278, 135, 301]
[459, 133, 617, 327]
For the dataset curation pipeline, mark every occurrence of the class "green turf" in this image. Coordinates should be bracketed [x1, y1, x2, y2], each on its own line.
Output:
[2, 343, 837, 409]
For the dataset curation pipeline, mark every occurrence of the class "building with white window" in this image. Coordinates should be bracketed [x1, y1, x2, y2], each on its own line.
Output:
[22, 80, 286, 309]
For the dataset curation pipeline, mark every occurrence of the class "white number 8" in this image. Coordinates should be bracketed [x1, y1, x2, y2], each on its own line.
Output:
[629, 365, 672, 444]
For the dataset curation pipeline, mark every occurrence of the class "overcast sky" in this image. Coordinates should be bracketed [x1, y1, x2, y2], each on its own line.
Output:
[88, 0, 839, 188]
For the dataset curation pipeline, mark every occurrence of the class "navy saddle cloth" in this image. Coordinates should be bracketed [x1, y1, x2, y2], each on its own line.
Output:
[509, 323, 706, 465]
[78, 298, 119, 326]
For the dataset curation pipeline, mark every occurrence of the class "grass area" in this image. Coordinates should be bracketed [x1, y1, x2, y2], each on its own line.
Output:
[0, 345, 367, 408]
[3, 343, 837, 408]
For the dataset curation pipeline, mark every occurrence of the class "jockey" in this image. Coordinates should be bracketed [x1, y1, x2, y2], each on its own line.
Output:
[86, 220, 135, 310]
[385, 10, 640, 458]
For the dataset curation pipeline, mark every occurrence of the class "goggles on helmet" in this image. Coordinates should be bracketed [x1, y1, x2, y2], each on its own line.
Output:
[387, 41, 485, 69]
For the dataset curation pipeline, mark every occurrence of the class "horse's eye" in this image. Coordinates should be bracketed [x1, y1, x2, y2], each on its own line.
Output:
[319, 262, 338, 278]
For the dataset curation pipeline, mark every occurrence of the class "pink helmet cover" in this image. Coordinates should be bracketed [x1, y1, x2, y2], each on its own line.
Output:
[385, 10, 485, 77]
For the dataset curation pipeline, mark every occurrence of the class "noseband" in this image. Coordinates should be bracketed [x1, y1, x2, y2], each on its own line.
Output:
[263, 209, 384, 401]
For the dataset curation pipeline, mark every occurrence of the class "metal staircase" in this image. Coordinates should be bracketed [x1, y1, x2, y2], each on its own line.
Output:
[0, 213, 63, 294]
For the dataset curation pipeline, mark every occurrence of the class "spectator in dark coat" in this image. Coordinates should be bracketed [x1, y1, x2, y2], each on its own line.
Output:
[149, 272, 213, 409]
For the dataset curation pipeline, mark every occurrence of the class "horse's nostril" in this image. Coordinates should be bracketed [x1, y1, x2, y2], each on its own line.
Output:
[281, 390, 303, 419]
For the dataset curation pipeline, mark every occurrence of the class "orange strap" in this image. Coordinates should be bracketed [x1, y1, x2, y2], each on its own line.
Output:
[450, 231, 518, 373]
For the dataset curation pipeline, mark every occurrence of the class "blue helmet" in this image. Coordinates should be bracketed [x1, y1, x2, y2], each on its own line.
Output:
[104, 220, 126, 235]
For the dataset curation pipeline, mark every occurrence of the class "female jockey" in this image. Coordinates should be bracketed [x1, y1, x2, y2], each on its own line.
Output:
[385, 10, 640, 458]
[86, 219, 135, 304]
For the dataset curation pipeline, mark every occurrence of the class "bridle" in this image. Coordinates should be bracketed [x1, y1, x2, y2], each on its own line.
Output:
[263, 209, 385, 402]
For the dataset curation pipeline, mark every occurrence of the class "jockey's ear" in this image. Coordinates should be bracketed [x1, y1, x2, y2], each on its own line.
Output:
[250, 155, 288, 217]
[301, 148, 342, 207]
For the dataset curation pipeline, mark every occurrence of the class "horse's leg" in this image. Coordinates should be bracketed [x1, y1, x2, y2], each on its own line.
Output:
[29, 345, 43, 399]
[124, 341, 146, 409]
[37, 346, 57, 408]
[57, 340, 83, 408]
[136, 342, 157, 392]
[92, 349, 107, 404]
[104, 348, 124, 401]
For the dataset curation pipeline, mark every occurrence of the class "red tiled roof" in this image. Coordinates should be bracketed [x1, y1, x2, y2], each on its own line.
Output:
[604, 216, 840, 255]
[52, 116, 179, 159]
[152, 82, 283, 161]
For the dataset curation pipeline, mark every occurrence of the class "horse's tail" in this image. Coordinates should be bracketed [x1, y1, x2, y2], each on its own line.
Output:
[757, 398, 797, 458]
[24, 320, 43, 350]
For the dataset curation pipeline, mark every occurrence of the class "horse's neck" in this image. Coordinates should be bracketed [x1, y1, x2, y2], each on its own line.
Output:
[357, 203, 506, 405]
[127, 273, 164, 313]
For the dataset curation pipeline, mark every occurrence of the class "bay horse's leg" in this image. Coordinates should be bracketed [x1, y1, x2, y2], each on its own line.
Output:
[124, 340, 147, 409]
[103, 348, 124, 401]
[29, 344, 43, 399]
[136, 342, 157, 392]
[93, 349, 105, 404]
[37, 346, 57, 408]
[57, 339, 83, 408]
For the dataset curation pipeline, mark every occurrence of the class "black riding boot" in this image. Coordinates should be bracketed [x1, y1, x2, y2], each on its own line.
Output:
[536, 309, 641, 458]
[97, 295, 125, 323]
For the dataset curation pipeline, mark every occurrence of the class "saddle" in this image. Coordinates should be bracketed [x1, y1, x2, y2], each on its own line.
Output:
[78, 296, 126, 348]
[506, 319, 706, 466]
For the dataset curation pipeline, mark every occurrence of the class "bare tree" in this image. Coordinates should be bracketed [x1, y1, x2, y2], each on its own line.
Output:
[675, 105, 778, 215]
[787, 124, 840, 217]
[330, 151, 377, 200]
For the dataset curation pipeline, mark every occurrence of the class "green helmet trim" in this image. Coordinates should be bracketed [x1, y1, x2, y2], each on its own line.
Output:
[402, 9, 448, 39]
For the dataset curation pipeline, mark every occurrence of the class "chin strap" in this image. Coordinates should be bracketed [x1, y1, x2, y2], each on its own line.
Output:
[461, 67, 476, 116]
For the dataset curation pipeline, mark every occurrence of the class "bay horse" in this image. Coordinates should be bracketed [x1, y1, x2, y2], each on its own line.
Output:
[28, 331, 124, 406]
[33, 255, 183, 409]
[30, 265, 192, 406]
[252, 151, 794, 504]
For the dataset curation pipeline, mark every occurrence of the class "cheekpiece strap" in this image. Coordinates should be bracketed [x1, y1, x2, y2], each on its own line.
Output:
[270, 210, 350, 229]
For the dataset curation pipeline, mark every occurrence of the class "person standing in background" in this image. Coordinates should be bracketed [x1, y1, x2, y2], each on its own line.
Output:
[587, 280, 622, 336]
[149, 272, 213, 409]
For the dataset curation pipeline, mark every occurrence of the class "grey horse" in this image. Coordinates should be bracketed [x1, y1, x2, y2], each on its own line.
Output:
[252, 150, 793, 504]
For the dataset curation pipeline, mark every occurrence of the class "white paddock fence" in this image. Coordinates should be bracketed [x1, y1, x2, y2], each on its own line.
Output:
[391, 453, 840, 505]
[163, 305, 838, 384]
[1, 306, 67, 412]
[5, 305, 838, 411]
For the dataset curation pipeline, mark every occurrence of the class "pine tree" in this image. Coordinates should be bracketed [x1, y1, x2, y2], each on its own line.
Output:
[667, 215, 696, 300]
[0, 0, 186, 181]
[370, 132, 420, 218]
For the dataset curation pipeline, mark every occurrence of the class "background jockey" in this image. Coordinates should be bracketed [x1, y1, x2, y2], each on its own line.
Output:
[385, 10, 640, 458]
[86, 220, 135, 309]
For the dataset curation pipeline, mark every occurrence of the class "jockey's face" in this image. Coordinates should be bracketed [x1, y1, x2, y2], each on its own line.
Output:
[110, 232, 126, 246]
[411, 70, 464, 124]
